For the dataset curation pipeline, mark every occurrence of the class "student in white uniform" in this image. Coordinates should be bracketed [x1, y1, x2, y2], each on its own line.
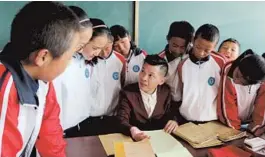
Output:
[177, 24, 226, 124]
[218, 50, 265, 137]
[158, 21, 194, 103]
[110, 25, 148, 86]
[88, 32, 126, 135]
[53, 8, 108, 137]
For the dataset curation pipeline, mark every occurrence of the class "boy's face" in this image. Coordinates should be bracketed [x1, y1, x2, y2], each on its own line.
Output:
[100, 41, 113, 58]
[168, 37, 187, 57]
[138, 63, 165, 94]
[35, 32, 80, 82]
[113, 36, 131, 57]
[83, 35, 108, 61]
[193, 36, 217, 60]
[219, 41, 239, 61]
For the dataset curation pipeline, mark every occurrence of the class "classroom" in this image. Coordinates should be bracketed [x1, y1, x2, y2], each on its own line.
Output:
[0, 1, 265, 157]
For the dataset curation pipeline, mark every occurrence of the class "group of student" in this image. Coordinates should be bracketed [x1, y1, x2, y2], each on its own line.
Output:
[0, 2, 265, 157]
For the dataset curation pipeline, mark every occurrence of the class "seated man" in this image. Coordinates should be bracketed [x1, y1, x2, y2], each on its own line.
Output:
[217, 50, 265, 136]
[116, 55, 178, 141]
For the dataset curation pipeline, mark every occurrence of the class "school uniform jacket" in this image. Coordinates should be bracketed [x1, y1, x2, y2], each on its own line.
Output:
[158, 45, 188, 102]
[116, 83, 177, 136]
[89, 51, 125, 116]
[53, 53, 94, 130]
[123, 44, 147, 86]
[0, 58, 65, 156]
[177, 51, 226, 121]
[217, 55, 265, 136]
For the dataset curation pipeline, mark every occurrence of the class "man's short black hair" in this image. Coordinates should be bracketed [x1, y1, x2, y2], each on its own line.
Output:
[10, 1, 80, 61]
[144, 55, 168, 77]
[194, 24, 220, 44]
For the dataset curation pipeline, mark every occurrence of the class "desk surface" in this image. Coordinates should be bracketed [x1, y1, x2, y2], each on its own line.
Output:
[66, 135, 246, 157]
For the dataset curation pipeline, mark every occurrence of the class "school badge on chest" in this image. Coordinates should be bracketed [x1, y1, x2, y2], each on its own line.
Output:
[112, 72, 119, 80]
[85, 68, 89, 78]
[133, 65, 140, 72]
[208, 77, 215, 86]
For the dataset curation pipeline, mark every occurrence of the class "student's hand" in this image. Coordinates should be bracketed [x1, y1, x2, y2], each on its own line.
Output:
[164, 120, 178, 133]
[130, 126, 150, 142]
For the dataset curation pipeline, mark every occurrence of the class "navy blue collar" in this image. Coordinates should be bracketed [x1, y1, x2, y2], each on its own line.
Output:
[0, 46, 39, 106]
[189, 50, 210, 65]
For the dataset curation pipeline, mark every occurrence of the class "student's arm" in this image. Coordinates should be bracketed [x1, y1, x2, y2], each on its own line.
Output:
[35, 83, 66, 157]
[248, 83, 265, 136]
[116, 90, 133, 136]
[217, 73, 241, 130]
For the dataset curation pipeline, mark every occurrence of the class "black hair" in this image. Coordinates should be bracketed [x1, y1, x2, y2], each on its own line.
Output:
[90, 18, 112, 41]
[194, 24, 220, 43]
[238, 49, 265, 84]
[218, 38, 240, 52]
[262, 53, 265, 58]
[9, 1, 80, 62]
[144, 55, 168, 77]
[69, 6, 92, 28]
[110, 25, 130, 42]
[167, 21, 194, 46]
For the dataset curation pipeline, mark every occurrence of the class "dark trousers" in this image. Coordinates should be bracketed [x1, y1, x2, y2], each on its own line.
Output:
[64, 116, 119, 138]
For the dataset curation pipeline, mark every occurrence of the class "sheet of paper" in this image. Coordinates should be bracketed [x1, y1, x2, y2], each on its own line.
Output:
[123, 140, 156, 157]
[99, 133, 133, 156]
[144, 130, 192, 157]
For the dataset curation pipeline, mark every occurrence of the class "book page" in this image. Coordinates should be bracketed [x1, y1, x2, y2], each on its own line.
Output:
[144, 130, 192, 157]
[123, 140, 156, 157]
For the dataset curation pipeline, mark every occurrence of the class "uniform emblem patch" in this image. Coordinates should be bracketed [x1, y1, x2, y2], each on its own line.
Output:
[208, 77, 215, 86]
[133, 65, 140, 72]
[85, 68, 89, 78]
[112, 72, 119, 80]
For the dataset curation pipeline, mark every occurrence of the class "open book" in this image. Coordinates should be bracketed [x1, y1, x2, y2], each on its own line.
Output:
[173, 121, 247, 148]
[144, 130, 192, 157]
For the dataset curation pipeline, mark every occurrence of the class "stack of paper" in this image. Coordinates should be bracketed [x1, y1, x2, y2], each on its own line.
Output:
[244, 137, 265, 151]
[173, 121, 247, 148]
[114, 140, 156, 157]
[144, 130, 192, 157]
[199, 121, 247, 142]
[99, 133, 133, 156]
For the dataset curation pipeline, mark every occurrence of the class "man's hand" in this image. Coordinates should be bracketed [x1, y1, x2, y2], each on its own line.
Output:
[164, 120, 178, 133]
[130, 126, 150, 141]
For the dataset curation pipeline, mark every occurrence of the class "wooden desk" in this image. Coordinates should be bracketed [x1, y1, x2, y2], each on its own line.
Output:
[66, 135, 246, 157]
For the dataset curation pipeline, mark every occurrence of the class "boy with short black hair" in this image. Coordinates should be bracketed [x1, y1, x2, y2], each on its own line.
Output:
[0, 2, 80, 156]
[158, 21, 194, 102]
[177, 24, 226, 123]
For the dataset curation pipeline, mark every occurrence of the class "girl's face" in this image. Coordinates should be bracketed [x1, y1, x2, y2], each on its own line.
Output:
[113, 36, 131, 58]
[76, 27, 93, 53]
[219, 41, 239, 61]
[82, 34, 108, 61]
